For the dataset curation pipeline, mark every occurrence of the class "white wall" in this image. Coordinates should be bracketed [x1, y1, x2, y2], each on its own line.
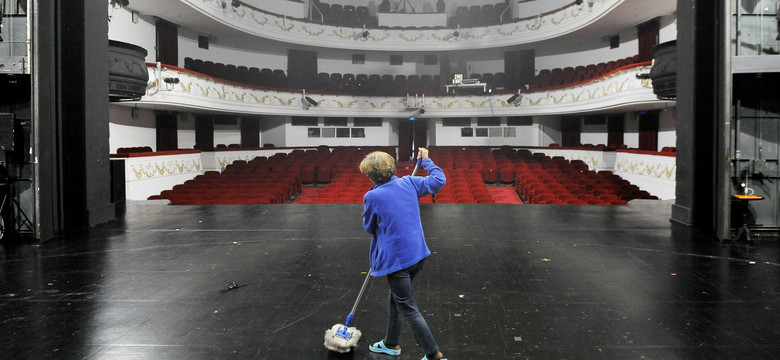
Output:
[535, 26, 640, 70]
[107, 7, 157, 62]
[178, 27, 289, 70]
[658, 14, 678, 43]
[260, 116, 288, 147]
[179, 114, 197, 150]
[109, 105, 157, 152]
[317, 56, 434, 77]
[516, 0, 572, 19]
[317, 47, 506, 78]
[623, 113, 639, 149]
[214, 123, 242, 147]
[432, 117, 542, 147]
[246, 0, 306, 18]
[287, 118, 398, 147]
[581, 122, 608, 146]
[538, 116, 562, 146]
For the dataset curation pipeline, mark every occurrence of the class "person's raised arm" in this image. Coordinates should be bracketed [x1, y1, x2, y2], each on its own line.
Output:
[413, 147, 446, 195]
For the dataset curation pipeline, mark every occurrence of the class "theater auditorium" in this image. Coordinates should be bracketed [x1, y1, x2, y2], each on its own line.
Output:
[1, 0, 779, 358]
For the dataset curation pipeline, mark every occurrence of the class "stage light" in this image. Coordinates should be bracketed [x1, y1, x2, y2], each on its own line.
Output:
[232, 0, 241, 7]
[443, 31, 460, 41]
[353, 26, 369, 41]
[506, 93, 522, 106]
[409, 108, 425, 120]
[163, 77, 180, 84]
[301, 90, 318, 110]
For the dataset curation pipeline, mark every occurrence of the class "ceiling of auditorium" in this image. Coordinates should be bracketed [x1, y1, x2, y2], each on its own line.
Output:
[124, 0, 677, 53]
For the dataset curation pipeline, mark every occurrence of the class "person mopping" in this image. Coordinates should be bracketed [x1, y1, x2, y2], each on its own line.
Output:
[359, 148, 448, 360]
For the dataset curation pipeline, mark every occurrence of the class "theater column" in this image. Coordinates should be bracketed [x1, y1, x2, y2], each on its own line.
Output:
[58, 0, 115, 232]
[672, 0, 725, 234]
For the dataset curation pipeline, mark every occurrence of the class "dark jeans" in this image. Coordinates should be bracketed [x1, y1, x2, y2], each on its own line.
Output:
[384, 258, 439, 357]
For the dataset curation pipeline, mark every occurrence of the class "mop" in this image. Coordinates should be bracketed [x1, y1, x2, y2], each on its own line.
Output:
[323, 270, 371, 352]
[323, 157, 423, 353]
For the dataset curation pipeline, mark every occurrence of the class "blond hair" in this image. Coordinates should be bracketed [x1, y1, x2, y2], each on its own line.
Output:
[360, 151, 396, 184]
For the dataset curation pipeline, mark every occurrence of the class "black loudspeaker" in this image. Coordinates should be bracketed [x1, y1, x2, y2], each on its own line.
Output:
[0, 75, 31, 106]
[0, 114, 14, 151]
[110, 159, 126, 216]
[11, 119, 30, 164]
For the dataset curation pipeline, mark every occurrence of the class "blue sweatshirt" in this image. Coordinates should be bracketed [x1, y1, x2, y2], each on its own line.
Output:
[362, 158, 446, 277]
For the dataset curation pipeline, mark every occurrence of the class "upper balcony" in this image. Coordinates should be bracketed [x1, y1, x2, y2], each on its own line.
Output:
[122, 60, 673, 118]
[125, 0, 676, 52]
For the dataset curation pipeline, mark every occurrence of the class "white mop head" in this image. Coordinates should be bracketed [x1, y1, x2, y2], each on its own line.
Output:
[323, 323, 362, 353]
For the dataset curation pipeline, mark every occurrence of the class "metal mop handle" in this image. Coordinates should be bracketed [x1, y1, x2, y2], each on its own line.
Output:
[351, 270, 371, 315]
[344, 270, 371, 327]
[411, 158, 422, 176]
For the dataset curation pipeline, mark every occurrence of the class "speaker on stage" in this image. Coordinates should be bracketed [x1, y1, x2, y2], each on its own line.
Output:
[111, 159, 126, 216]
[0, 75, 31, 106]
[11, 119, 30, 164]
[0, 114, 14, 152]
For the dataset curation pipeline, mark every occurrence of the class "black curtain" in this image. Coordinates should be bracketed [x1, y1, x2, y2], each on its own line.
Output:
[561, 117, 582, 147]
[195, 116, 214, 150]
[637, 18, 659, 62]
[607, 115, 625, 148]
[504, 50, 535, 90]
[638, 112, 659, 151]
[240, 117, 261, 148]
[561, 117, 581, 147]
[156, 19, 178, 66]
[288, 50, 318, 89]
[156, 112, 178, 151]
[438, 53, 449, 93]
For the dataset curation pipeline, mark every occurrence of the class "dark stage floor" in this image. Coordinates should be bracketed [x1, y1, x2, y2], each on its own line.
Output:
[2, 201, 780, 359]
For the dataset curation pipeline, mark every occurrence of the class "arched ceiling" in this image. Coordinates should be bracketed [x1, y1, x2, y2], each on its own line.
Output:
[123, 0, 676, 53]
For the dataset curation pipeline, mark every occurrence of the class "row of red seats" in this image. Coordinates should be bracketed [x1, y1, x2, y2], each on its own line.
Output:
[147, 156, 303, 204]
[527, 55, 642, 91]
[514, 156, 657, 205]
[184, 58, 288, 89]
[149, 146, 660, 205]
[450, 3, 511, 28]
[310, 1, 376, 28]
[117, 146, 153, 154]
[433, 169, 495, 204]
[183, 55, 643, 97]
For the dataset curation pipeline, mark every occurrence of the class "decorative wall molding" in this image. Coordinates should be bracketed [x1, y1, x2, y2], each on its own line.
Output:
[614, 152, 676, 199]
[533, 148, 617, 171]
[517, 65, 661, 114]
[116, 147, 676, 200]
[179, 0, 621, 51]
[527, 148, 675, 199]
[117, 152, 203, 200]
[130, 63, 671, 118]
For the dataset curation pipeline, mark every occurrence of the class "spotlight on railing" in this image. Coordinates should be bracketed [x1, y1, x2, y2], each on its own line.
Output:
[163, 77, 180, 84]
[409, 108, 425, 120]
[301, 90, 318, 110]
[506, 93, 522, 106]
[353, 26, 369, 41]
